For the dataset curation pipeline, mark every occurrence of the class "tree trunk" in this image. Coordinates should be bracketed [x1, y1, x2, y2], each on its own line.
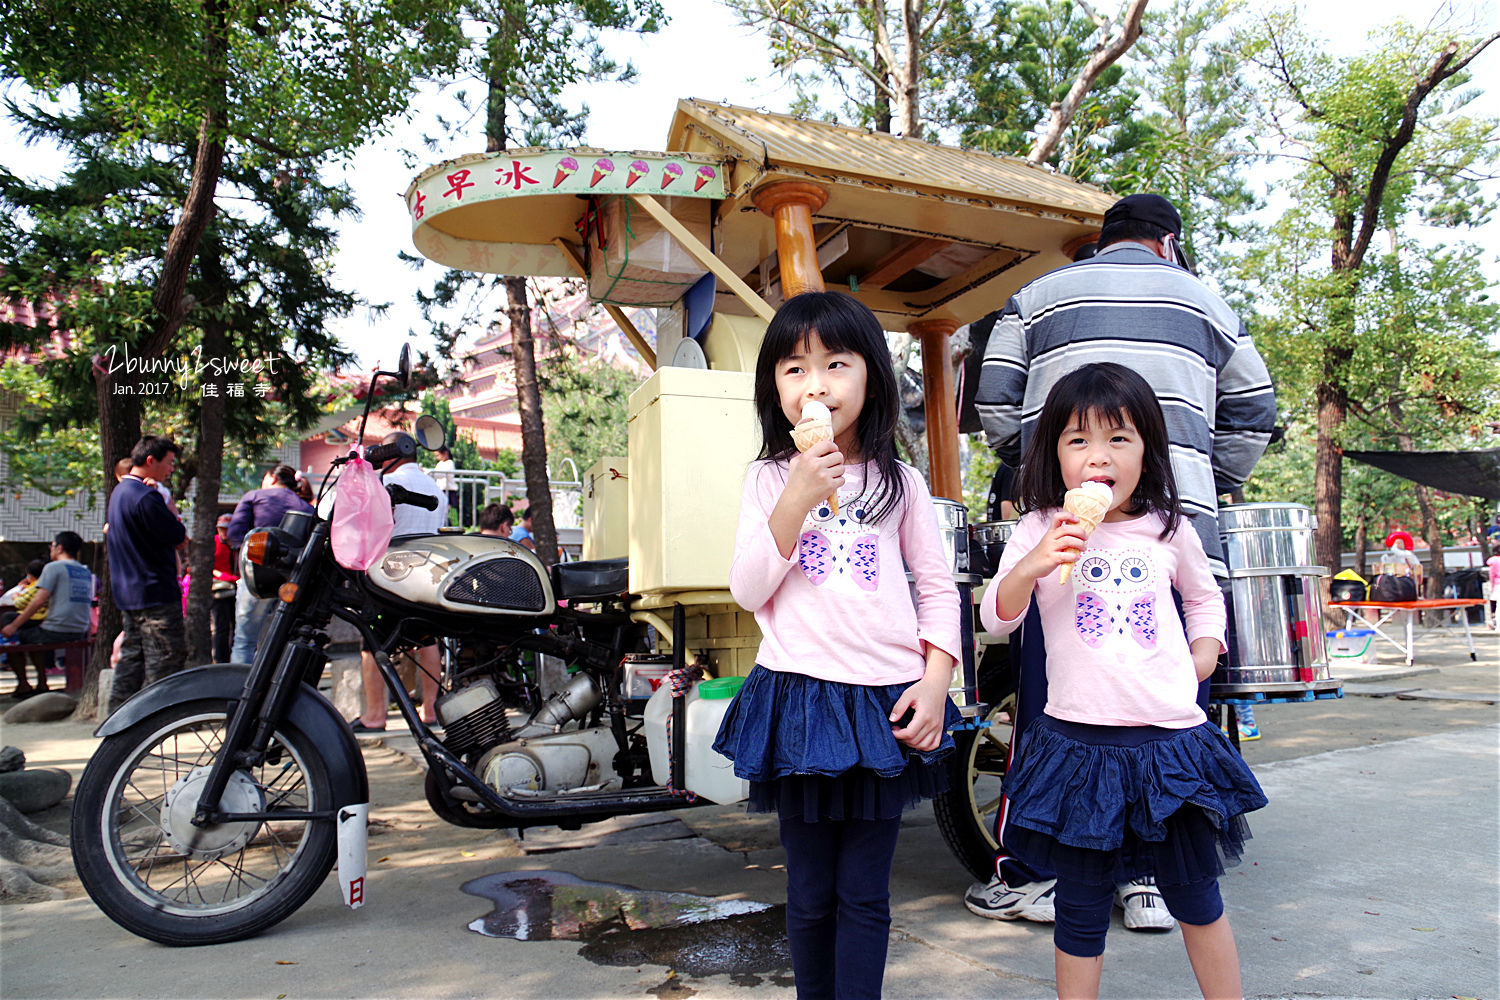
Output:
[1353, 512, 1368, 579]
[505, 276, 559, 567]
[77, 374, 142, 722]
[185, 319, 228, 665]
[140, 0, 228, 360]
[1027, 0, 1148, 165]
[1312, 370, 1347, 616]
[487, 65, 557, 566]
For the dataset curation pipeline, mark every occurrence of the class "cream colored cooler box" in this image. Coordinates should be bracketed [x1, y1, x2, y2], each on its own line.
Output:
[626, 367, 758, 594]
[582, 456, 629, 560]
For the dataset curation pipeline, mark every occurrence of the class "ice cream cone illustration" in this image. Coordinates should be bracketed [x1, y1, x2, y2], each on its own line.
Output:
[694, 165, 717, 192]
[626, 160, 649, 188]
[1058, 481, 1113, 583]
[661, 162, 683, 189]
[791, 400, 840, 516]
[553, 156, 578, 188]
[590, 157, 615, 187]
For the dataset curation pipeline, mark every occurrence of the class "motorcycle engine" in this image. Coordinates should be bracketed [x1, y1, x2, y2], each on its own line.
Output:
[437, 673, 623, 795]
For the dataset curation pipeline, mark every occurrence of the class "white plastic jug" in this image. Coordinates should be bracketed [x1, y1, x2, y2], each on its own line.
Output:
[643, 676, 748, 803]
[684, 677, 748, 804]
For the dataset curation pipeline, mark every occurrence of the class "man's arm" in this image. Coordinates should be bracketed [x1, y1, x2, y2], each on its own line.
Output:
[973, 302, 1028, 468]
[1213, 321, 1277, 492]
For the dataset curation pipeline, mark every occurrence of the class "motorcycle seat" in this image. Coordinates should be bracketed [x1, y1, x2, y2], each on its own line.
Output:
[552, 557, 629, 601]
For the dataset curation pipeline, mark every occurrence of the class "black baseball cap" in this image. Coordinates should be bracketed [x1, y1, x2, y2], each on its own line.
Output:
[1101, 193, 1182, 238]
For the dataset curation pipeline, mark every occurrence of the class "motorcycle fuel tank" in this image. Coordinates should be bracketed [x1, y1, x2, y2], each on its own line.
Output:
[366, 534, 556, 617]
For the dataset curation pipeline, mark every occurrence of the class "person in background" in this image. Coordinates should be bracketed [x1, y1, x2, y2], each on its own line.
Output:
[510, 507, 535, 551]
[226, 464, 314, 664]
[1, 531, 95, 698]
[106, 436, 188, 715]
[0, 558, 49, 696]
[432, 446, 458, 524]
[353, 432, 447, 732]
[476, 503, 515, 538]
[971, 193, 1276, 928]
[211, 513, 239, 663]
[294, 471, 315, 506]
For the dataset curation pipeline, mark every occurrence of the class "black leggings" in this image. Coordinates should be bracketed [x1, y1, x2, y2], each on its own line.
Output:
[1054, 874, 1224, 958]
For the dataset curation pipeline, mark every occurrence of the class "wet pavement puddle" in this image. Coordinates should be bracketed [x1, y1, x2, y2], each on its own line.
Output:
[463, 870, 793, 981]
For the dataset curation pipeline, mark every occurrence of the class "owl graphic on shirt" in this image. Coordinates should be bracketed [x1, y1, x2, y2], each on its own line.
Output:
[797, 495, 880, 593]
[1070, 546, 1158, 649]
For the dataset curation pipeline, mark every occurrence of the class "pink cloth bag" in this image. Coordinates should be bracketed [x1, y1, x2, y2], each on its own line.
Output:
[331, 453, 394, 571]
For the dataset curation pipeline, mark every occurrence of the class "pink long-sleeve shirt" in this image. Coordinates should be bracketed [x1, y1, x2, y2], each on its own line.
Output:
[980, 510, 1226, 728]
[731, 459, 963, 686]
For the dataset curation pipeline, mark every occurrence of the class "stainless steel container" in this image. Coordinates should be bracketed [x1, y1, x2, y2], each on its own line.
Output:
[970, 520, 1016, 577]
[1215, 502, 1334, 696]
[931, 498, 970, 574]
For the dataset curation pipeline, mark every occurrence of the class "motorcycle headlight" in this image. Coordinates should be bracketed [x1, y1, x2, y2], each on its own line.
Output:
[239, 527, 297, 598]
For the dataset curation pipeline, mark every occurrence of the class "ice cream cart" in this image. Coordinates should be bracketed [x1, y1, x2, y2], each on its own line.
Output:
[405, 99, 1121, 875]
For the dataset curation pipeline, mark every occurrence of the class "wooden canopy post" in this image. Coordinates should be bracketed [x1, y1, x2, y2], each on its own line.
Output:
[752, 182, 829, 298]
[910, 318, 961, 501]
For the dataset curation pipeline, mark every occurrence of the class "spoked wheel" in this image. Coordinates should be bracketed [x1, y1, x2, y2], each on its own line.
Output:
[71, 700, 337, 945]
[934, 691, 1016, 880]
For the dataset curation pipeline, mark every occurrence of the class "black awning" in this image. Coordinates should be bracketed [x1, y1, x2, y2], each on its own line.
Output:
[1344, 448, 1500, 501]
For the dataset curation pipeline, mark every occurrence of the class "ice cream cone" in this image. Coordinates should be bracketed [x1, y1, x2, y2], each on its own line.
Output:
[661, 163, 683, 189]
[792, 401, 840, 516]
[590, 157, 614, 188]
[626, 160, 649, 188]
[553, 156, 578, 188]
[1058, 481, 1113, 583]
[694, 165, 717, 192]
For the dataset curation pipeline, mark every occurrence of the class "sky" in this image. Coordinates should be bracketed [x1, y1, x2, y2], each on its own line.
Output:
[2, 0, 1497, 369]
[330, 0, 1500, 368]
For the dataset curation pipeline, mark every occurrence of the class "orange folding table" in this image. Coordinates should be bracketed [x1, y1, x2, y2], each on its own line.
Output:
[1329, 599, 1487, 666]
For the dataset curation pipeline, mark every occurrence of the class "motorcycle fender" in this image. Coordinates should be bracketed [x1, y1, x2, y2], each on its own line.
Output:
[96, 664, 370, 807]
[337, 802, 369, 909]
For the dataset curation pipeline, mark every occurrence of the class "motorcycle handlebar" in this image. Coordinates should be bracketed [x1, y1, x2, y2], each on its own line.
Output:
[386, 484, 439, 510]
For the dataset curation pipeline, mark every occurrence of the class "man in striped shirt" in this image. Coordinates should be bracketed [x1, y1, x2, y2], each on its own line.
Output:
[964, 193, 1277, 930]
[975, 193, 1276, 577]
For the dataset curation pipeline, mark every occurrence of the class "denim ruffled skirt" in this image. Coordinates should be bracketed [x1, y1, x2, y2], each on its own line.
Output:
[1003, 715, 1268, 886]
[711, 665, 962, 822]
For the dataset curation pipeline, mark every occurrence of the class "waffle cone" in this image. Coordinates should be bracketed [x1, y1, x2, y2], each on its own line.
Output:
[791, 414, 839, 515]
[1057, 485, 1112, 583]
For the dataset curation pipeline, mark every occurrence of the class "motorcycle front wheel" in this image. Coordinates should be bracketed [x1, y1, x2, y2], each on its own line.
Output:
[72, 699, 338, 945]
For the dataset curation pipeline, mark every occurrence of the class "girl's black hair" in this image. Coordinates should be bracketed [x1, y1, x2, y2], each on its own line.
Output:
[269, 463, 298, 488]
[1014, 362, 1183, 539]
[753, 291, 906, 523]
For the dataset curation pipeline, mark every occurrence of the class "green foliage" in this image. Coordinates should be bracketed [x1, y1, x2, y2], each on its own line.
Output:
[1, 0, 462, 167]
[1111, 0, 1258, 269]
[938, 0, 1149, 179]
[538, 351, 642, 479]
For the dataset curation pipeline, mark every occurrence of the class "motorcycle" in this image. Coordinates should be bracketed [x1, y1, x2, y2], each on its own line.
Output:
[70, 345, 1004, 945]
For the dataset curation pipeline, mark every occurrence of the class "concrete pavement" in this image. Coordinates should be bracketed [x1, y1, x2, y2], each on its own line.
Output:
[0, 626, 1495, 999]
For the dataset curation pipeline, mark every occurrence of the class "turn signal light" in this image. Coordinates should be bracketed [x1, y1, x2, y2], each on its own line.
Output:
[245, 533, 271, 565]
[278, 582, 299, 603]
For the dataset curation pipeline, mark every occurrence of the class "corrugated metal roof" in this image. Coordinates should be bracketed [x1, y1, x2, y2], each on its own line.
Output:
[668, 99, 1116, 220]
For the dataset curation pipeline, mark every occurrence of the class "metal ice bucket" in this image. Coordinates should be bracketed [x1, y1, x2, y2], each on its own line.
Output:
[1215, 503, 1333, 695]
[970, 519, 1016, 577]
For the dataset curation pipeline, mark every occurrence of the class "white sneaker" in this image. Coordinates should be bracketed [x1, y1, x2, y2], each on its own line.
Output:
[964, 875, 1056, 923]
[1115, 876, 1176, 932]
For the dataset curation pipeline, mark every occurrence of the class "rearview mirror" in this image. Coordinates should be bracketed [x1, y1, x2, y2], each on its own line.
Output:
[413, 414, 446, 451]
[397, 343, 412, 386]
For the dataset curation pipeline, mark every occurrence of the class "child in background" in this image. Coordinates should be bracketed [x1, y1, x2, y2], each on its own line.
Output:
[980, 363, 1265, 1000]
[713, 291, 963, 1000]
